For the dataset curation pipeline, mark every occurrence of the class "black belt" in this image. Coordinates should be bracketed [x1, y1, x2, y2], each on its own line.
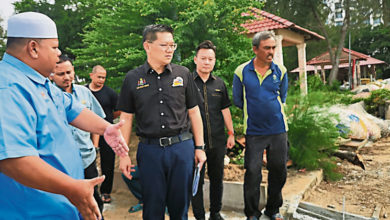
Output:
[139, 132, 193, 147]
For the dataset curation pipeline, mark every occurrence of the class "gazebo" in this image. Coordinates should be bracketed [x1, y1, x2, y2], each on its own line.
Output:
[290, 48, 387, 88]
[242, 8, 325, 95]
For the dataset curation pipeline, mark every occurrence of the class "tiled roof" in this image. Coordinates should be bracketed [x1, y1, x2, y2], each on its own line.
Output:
[242, 8, 325, 40]
[290, 48, 386, 73]
[307, 48, 369, 65]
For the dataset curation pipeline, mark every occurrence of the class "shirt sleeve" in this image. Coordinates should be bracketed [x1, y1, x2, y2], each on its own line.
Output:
[185, 72, 199, 109]
[220, 80, 231, 110]
[0, 87, 39, 160]
[280, 70, 288, 104]
[89, 90, 106, 118]
[232, 74, 244, 109]
[62, 92, 84, 123]
[117, 73, 135, 113]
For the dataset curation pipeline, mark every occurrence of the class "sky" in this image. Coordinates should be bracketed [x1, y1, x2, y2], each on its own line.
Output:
[0, 0, 17, 30]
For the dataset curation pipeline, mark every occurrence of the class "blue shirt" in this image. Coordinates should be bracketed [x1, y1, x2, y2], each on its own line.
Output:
[233, 59, 288, 135]
[60, 84, 105, 168]
[0, 53, 84, 219]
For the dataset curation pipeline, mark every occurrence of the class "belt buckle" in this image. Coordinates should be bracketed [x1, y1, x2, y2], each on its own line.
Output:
[159, 137, 172, 147]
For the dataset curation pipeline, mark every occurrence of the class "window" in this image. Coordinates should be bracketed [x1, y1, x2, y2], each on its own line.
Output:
[335, 3, 342, 9]
[335, 12, 343, 19]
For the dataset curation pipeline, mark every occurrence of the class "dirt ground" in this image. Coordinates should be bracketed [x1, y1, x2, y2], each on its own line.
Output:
[102, 134, 390, 219]
[303, 137, 390, 219]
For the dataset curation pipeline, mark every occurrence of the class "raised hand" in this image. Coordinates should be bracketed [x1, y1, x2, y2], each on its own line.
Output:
[104, 120, 129, 157]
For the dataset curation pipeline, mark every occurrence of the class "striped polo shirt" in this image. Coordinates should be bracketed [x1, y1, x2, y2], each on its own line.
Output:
[233, 58, 288, 135]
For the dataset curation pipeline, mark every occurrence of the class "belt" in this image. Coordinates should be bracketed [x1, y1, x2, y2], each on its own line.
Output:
[139, 132, 193, 147]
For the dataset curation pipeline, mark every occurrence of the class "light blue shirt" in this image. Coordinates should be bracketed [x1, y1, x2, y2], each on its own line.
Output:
[0, 53, 84, 219]
[60, 83, 105, 168]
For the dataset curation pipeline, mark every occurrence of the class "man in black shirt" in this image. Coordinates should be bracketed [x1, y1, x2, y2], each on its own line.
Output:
[117, 24, 206, 220]
[87, 65, 120, 203]
[191, 41, 235, 220]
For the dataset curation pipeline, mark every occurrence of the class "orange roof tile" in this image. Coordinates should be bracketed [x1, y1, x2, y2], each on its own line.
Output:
[242, 8, 325, 40]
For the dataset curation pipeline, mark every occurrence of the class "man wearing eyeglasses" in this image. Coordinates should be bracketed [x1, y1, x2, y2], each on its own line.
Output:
[117, 24, 206, 220]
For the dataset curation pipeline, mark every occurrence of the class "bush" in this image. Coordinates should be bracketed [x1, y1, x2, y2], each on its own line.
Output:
[287, 97, 342, 181]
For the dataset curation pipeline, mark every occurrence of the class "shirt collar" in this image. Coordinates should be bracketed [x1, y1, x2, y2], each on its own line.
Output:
[53, 82, 74, 94]
[2, 53, 49, 85]
[142, 61, 173, 75]
[248, 57, 276, 72]
[193, 71, 216, 81]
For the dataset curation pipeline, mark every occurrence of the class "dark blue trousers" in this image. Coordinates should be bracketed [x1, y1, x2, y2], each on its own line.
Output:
[137, 139, 195, 220]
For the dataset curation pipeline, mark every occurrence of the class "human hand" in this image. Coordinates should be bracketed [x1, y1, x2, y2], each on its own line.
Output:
[226, 135, 235, 149]
[119, 156, 135, 180]
[194, 149, 207, 170]
[66, 176, 105, 220]
[104, 120, 129, 157]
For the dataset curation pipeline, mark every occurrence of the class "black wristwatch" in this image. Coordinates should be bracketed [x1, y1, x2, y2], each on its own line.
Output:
[195, 144, 205, 151]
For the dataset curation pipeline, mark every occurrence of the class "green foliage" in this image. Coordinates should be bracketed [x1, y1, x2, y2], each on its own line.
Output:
[230, 148, 244, 165]
[363, 89, 390, 115]
[13, 0, 106, 58]
[287, 75, 354, 107]
[287, 97, 342, 180]
[0, 16, 6, 60]
[72, 0, 261, 89]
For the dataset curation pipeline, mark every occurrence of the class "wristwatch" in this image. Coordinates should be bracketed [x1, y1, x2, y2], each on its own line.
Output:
[195, 144, 205, 150]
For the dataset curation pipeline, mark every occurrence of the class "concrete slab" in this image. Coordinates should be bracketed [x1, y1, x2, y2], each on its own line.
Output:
[106, 168, 323, 219]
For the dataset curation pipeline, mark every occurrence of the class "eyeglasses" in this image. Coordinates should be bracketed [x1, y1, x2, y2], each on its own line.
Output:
[148, 41, 177, 51]
[158, 43, 177, 51]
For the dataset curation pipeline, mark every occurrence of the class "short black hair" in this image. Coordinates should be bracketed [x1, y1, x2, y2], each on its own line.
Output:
[58, 54, 73, 65]
[195, 40, 216, 56]
[6, 37, 41, 49]
[142, 24, 174, 43]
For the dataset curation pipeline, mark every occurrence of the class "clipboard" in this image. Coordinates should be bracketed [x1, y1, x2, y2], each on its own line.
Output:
[192, 163, 201, 196]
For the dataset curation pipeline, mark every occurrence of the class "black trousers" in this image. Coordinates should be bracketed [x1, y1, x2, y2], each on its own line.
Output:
[84, 159, 104, 214]
[244, 133, 288, 218]
[99, 136, 115, 195]
[192, 144, 226, 219]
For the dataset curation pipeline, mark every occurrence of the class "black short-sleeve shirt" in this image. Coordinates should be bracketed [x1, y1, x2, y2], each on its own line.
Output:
[117, 62, 199, 138]
[193, 72, 231, 148]
[87, 85, 118, 123]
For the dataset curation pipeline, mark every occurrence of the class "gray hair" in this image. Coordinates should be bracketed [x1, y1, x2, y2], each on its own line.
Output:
[252, 31, 275, 48]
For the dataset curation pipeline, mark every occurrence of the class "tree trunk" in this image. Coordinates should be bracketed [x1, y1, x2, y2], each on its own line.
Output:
[328, 0, 350, 84]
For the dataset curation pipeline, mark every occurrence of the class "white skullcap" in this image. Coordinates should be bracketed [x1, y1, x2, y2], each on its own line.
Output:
[7, 12, 58, 38]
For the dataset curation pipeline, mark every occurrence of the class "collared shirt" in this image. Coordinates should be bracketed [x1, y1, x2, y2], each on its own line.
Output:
[87, 85, 118, 123]
[0, 53, 84, 219]
[57, 83, 105, 168]
[193, 72, 231, 149]
[233, 59, 288, 136]
[117, 62, 198, 138]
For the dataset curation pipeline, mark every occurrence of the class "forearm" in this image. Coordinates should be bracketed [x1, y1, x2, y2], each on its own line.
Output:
[91, 134, 100, 148]
[188, 106, 204, 146]
[221, 107, 234, 134]
[119, 112, 133, 145]
[0, 156, 77, 197]
[70, 108, 111, 135]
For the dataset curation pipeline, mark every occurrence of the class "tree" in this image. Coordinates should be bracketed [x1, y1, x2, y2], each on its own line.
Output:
[13, 0, 105, 58]
[0, 16, 6, 59]
[72, 0, 263, 90]
[264, 0, 387, 85]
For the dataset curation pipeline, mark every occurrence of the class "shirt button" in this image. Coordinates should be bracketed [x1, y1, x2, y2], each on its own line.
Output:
[161, 125, 165, 129]
[157, 76, 161, 79]
[159, 88, 162, 91]
[160, 112, 164, 116]
[160, 100, 163, 104]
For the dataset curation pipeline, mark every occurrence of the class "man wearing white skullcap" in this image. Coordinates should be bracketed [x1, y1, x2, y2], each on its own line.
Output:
[0, 12, 130, 220]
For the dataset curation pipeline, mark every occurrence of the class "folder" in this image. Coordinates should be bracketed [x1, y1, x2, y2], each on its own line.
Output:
[192, 163, 201, 196]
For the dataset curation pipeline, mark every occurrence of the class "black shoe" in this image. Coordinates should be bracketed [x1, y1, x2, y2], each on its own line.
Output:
[209, 212, 224, 220]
